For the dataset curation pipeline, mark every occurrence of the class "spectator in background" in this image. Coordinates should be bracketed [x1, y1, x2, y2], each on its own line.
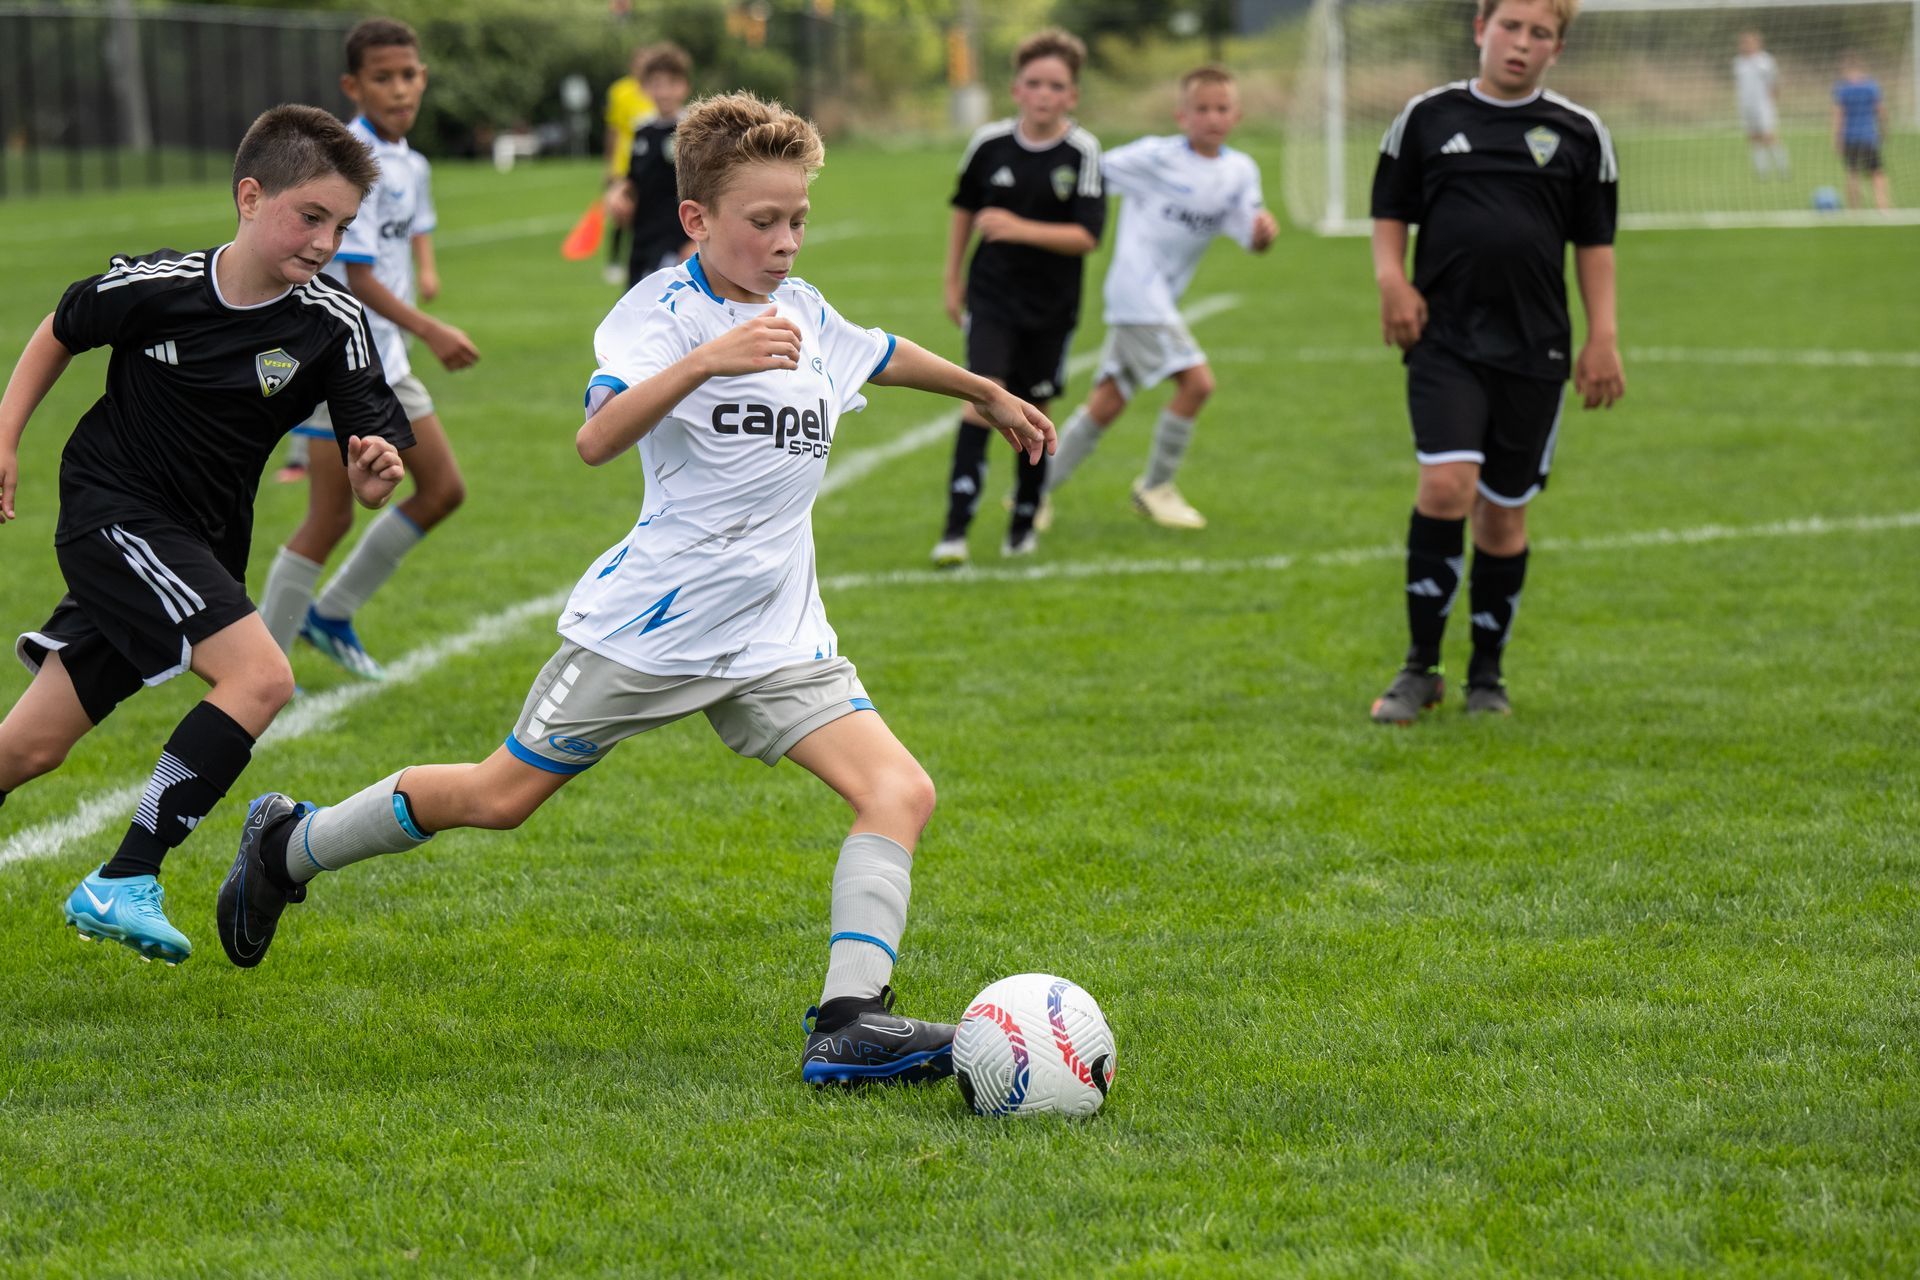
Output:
[603, 46, 659, 284]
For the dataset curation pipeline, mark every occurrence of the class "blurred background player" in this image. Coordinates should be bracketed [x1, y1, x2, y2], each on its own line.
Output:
[1368, 0, 1624, 724]
[1833, 53, 1891, 210]
[259, 18, 479, 682]
[606, 43, 694, 289]
[602, 44, 660, 285]
[932, 28, 1103, 565]
[0, 106, 410, 965]
[1042, 65, 1278, 531]
[1734, 31, 1788, 179]
[221, 93, 1056, 1091]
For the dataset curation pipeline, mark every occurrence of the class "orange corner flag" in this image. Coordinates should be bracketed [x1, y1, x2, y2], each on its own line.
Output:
[561, 201, 605, 260]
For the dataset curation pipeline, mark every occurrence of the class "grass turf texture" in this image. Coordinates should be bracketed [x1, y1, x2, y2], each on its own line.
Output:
[1, 142, 1917, 1276]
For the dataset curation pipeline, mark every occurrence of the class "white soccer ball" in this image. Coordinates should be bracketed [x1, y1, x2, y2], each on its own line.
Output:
[953, 973, 1116, 1117]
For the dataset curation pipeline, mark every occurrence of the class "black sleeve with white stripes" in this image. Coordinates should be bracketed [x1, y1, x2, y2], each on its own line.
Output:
[318, 333, 414, 462]
[52, 253, 159, 354]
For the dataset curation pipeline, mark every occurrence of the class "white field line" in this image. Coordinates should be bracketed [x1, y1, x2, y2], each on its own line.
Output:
[1210, 345, 1920, 371]
[816, 510, 1920, 594]
[3, 507, 1913, 871]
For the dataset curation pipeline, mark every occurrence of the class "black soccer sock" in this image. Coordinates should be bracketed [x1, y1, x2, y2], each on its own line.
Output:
[1009, 449, 1049, 540]
[943, 419, 991, 539]
[100, 702, 256, 879]
[1404, 508, 1466, 671]
[1467, 545, 1529, 685]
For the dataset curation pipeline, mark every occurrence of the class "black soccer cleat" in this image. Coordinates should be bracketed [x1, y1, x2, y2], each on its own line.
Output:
[801, 985, 956, 1087]
[1371, 664, 1445, 725]
[217, 793, 310, 968]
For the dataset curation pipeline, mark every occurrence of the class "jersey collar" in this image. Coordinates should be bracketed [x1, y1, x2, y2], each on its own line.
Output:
[207, 244, 294, 311]
[1468, 80, 1544, 108]
[353, 115, 409, 150]
[685, 253, 726, 304]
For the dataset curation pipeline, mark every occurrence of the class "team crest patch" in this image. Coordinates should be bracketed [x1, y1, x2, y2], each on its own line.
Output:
[1525, 126, 1560, 167]
[255, 348, 300, 397]
[1051, 164, 1077, 201]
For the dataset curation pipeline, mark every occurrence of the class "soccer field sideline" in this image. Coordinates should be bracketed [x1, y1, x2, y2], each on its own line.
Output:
[4, 505, 1913, 873]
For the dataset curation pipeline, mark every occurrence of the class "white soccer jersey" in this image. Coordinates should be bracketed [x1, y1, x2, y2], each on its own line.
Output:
[324, 115, 436, 383]
[1098, 135, 1265, 326]
[1734, 52, 1778, 110]
[558, 255, 894, 678]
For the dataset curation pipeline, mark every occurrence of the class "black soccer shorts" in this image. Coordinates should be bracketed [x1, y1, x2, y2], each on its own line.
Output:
[1843, 142, 1884, 174]
[963, 305, 1075, 405]
[16, 518, 255, 724]
[1405, 342, 1567, 508]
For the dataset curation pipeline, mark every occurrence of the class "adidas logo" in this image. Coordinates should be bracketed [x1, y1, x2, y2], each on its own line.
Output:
[989, 165, 1016, 188]
[143, 340, 180, 365]
[1471, 611, 1500, 630]
[1440, 132, 1472, 155]
[1407, 578, 1445, 598]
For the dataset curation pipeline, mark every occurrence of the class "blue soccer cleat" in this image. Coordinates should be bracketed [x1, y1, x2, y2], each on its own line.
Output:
[217, 793, 312, 968]
[801, 985, 956, 1086]
[63, 868, 192, 965]
[299, 607, 386, 681]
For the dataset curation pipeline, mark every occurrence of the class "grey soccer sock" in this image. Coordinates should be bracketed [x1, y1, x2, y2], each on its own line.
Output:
[1771, 143, 1791, 173]
[260, 546, 323, 655]
[1750, 142, 1772, 175]
[313, 507, 424, 621]
[285, 434, 311, 468]
[1143, 409, 1197, 489]
[282, 770, 431, 884]
[819, 832, 913, 1004]
[1045, 405, 1106, 495]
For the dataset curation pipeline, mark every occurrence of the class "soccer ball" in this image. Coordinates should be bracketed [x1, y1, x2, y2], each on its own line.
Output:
[953, 973, 1116, 1117]
[1812, 185, 1843, 212]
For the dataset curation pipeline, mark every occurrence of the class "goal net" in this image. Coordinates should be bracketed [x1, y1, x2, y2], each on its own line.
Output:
[1285, 0, 1920, 230]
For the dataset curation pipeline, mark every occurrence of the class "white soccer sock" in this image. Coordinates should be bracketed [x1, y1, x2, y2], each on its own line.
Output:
[1045, 406, 1106, 495]
[313, 507, 424, 621]
[1772, 143, 1791, 174]
[1751, 143, 1772, 175]
[820, 832, 912, 1004]
[260, 547, 323, 655]
[285, 434, 310, 468]
[1143, 409, 1197, 489]
[284, 770, 431, 884]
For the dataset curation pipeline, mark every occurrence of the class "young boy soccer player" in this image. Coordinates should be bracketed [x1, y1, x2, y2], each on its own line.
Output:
[1833, 53, 1891, 211]
[222, 93, 1055, 1087]
[606, 43, 694, 289]
[1043, 65, 1278, 530]
[1368, 0, 1624, 723]
[259, 18, 478, 682]
[1734, 32, 1788, 179]
[933, 28, 1103, 565]
[0, 106, 411, 963]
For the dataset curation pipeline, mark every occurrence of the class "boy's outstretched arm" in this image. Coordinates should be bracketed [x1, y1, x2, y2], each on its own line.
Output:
[973, 209, 1098, 257]
[0, 314, 74, 524]
[870, 338, 1055, 463]
[344, 262, 478, 372]
[576, 307, 803, 466]
[944, 209, 975, 327]
[1372, 219, 1427, 350]
[1573, 245, 1624, 409]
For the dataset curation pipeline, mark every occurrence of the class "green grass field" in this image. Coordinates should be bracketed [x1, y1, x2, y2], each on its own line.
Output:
[1, 142, 1916, 1277]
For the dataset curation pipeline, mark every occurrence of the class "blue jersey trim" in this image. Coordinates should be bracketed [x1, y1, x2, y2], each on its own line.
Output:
[333, 253, 377, 265]
[685, 253, 724, 303]
[869, 334, 897, 381]
[584, 372, 629, 408]
[829, 930, 899, 963]
[849, 696, 875, 712]
[505, 735, 594, 775]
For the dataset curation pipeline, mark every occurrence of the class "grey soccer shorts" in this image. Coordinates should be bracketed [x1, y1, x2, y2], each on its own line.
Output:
[293, 371, 434, 440]
[505, 641, 876, 773]
[1093, 320, 1207, 399]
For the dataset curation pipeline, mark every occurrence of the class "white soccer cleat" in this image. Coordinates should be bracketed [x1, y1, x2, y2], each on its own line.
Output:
[931, 536, 969, 569]
[1131, 479, 1207, 530]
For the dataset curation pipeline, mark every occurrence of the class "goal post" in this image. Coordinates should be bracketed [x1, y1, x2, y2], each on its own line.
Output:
[1285, 0, 1920, 231]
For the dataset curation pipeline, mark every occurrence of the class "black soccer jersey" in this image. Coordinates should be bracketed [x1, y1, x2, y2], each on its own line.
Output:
[625, 114, 684, 255]
[50, 246, 413, 570]
[1371, 82, 1618, 380]
[951, 119, 1106, 330]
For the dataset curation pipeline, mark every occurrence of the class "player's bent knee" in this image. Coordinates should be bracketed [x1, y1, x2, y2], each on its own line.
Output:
[5, 738, 71, 782]
[884, 765, 937, 832]
[466, 788, 538, 831]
